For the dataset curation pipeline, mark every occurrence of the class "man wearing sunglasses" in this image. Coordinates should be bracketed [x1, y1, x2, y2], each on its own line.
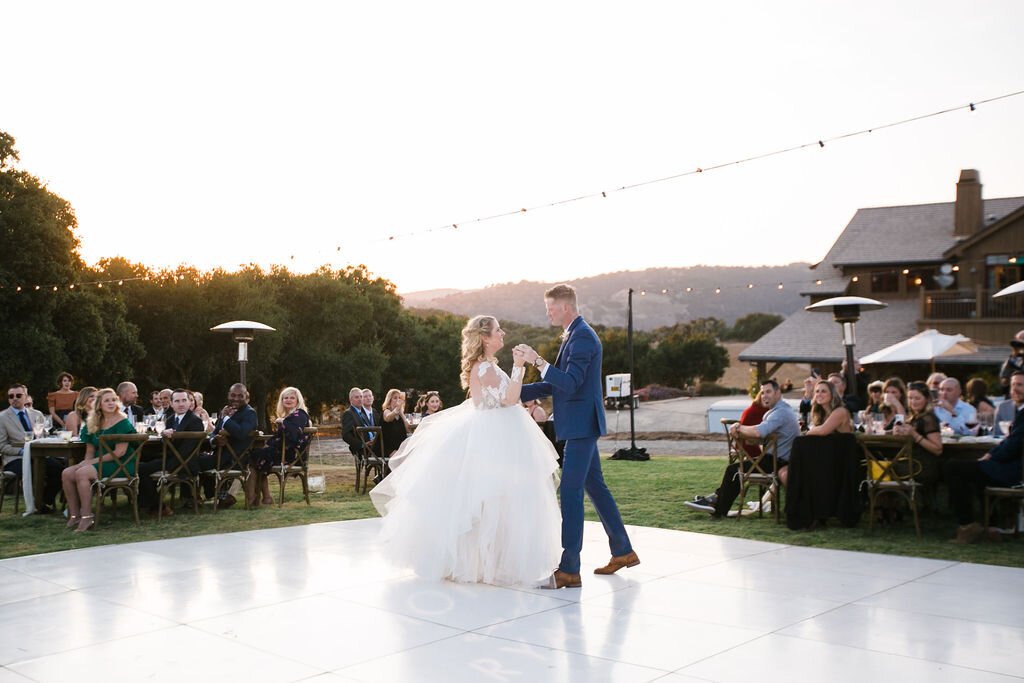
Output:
[0, 383, 64, 513]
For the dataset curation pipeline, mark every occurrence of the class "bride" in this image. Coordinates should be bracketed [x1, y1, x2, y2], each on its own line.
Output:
[370, 315, 561, 585]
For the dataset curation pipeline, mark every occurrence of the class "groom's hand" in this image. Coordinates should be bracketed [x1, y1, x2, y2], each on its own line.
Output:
[516, 345, 539, 363]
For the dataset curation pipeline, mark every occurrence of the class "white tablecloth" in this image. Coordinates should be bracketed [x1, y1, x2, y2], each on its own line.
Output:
[21, 437, 66, 516]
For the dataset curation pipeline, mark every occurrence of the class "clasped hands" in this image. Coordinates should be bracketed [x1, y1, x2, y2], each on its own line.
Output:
[512, 344, 539, 368]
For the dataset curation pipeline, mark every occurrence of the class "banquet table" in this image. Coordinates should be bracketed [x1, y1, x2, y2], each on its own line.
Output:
[784, 433, 863, 530]
[22, 433, 268, 515]
[783, 432, 1006, 530]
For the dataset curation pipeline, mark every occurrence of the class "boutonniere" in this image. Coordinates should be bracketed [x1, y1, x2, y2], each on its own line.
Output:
[560, 330, 569, 341]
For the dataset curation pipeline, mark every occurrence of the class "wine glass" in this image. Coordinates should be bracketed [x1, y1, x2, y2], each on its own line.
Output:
[154, 420, 165, 436]
[998, 420, 1012, 437]
[32, 414, 47, 439]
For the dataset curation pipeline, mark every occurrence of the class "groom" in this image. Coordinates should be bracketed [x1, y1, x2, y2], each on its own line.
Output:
[518, 284, 639, 589]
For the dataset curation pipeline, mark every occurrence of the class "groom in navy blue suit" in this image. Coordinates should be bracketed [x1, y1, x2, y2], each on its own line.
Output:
[519, 284, 639, 589]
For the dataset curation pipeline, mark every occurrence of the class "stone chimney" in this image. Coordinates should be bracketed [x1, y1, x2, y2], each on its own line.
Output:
[954, 169, 983, 237]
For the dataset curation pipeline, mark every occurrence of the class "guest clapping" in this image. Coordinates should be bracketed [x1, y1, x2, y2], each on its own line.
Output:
[805, 381, 853, 436]
[246, 387, 311, 507]
[63, 386, 96, 438]
[381, 389, 411, 457]
[61, 388, 139, 532]
[47, 372, 79, 430]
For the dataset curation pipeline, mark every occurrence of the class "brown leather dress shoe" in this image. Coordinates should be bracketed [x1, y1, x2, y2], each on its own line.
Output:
[594, 550, 640, 575]
[539, 569, 583, 589]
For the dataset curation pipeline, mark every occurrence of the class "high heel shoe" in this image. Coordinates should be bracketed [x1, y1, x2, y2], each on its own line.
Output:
[66, 514, 80, 530]
[74, 514, 95, 533]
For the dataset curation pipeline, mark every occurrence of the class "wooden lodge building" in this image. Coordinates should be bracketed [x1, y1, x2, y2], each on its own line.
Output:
[741, 170, 1024, 382]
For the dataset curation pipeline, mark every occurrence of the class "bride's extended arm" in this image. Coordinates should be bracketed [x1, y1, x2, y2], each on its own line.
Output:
[473, 356, 526, 408]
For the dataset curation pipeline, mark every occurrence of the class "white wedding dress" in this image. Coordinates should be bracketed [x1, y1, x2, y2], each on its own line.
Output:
[370, 361, 561, 585]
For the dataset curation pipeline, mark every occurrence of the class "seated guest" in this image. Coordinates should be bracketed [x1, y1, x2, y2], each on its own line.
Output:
[945, 371, 1024, 543]
[191, 391, 213, 431]
[1, 383, 63, 513]
[361, 388, 381, 439]
[63, 386, 97, 437]
[926, 372, 947, 397]
[197, 383, 258, 507]
[61, 388, 138, 531]
[139, 389, 205, 517]
[117, 381, 145, 424]
[933, 377, 977, 435]
[144, 390, 162, 416]
[965, 377, 996, 420]
[246, 387, 311, 507]
[686, 379, 799, 518]
[416, 391, 443, 418]
[806, 380, 853, 436]
[380, 389, 411, 457]
[46, 372, 79, 430]
[523, 399, 547, 423]
[993, 381, 1020, 437]
[865, 380, 885, 415]
[879, 377, 909, 427]
[893, 382, 943, 483]
[341, 386, 374, 455]
[799, 372, 859, 420]
[685, 388, 768, 512]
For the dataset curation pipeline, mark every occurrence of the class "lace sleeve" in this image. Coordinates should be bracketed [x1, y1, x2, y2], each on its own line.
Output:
[470, 361, 524, 409]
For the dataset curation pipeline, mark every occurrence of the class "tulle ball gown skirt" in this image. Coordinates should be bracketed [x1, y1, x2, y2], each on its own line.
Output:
[370, 401, 561, 586]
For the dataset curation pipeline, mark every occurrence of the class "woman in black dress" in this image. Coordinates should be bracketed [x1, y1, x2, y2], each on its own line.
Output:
[246, 386, 311, 507]
[381, 388, 412, 457]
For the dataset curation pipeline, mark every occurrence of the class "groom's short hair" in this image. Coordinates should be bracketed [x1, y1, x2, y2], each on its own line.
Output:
[545, 284, 577, 309]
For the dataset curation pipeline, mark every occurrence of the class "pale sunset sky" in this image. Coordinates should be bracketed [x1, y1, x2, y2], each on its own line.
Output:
[5, 1, 1023, 293]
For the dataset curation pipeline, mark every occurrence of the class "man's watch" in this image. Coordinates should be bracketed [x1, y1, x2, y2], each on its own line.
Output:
[534, 357, 546, 369]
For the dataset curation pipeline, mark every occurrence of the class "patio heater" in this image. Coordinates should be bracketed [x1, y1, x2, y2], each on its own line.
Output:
[805, 296, 887, 401]
[210, 320, 276, 385]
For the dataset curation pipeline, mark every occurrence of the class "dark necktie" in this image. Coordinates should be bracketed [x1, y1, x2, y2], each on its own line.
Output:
[18, 410, 31, 432]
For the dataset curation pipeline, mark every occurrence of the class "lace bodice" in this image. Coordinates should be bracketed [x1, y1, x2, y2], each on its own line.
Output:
[470, 361, 525, 410]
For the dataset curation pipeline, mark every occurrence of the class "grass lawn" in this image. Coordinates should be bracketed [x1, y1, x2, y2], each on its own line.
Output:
[1, 456, 1021, 568]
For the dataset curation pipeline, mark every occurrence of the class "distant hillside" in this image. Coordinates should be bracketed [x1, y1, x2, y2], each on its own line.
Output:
[401, 264, 812, 329]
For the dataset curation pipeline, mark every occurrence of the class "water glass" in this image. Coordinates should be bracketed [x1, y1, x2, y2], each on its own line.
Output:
[24, 430, 34, 442]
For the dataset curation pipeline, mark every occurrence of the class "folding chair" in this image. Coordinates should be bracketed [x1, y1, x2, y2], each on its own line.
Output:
[152, 431, 207, 521]
[0, 469, 20, 514]
[93, 433, 149, 527]
[983, 445, 1024, 535]
[269, 426, 318, 506]
[733, 432, 781, 522]
[205, 430, 259, 511]
[354, 426, 387, 494]
[858, 434, 921, 537]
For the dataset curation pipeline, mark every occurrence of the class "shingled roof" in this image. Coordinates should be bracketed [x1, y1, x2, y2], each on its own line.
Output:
[819, 197, 1024, 268]
[738, 298, 1006, 365]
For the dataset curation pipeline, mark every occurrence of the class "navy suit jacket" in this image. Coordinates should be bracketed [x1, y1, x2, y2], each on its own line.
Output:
[981, 403, 1024, 485]
[521, 316, 606, 441]
[212, 403, 257, 455]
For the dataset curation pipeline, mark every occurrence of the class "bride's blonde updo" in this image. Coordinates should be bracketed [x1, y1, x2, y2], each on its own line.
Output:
[460, 315, 498, 389]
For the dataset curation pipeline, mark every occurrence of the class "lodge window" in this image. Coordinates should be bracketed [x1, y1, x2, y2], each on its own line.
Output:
[986, 254, 1023, 291]
[870, 270, 899, 293]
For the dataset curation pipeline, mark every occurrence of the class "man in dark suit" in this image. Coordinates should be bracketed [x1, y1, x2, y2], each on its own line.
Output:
[946, 370, 1024, 542]
[138, 388, 205, 516]
[519, 284, 638, 589]
[117, 381, 146, 424]
[342, 386, 375, 455]
[197, 383, 258, 506]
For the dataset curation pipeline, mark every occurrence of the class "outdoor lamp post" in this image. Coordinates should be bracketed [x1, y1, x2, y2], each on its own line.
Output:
[805, 296, 887, 399]
[210, 320, 276, 384]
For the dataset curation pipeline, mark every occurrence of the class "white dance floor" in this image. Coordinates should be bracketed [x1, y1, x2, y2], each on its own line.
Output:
[1, 519, 1022, 682]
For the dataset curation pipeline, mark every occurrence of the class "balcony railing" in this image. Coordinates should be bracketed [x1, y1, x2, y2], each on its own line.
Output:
[922, 288, 1024, 320]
